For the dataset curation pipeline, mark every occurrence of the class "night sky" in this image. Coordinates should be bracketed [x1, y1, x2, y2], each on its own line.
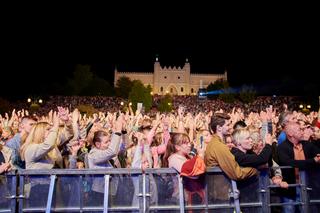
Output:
[2, 11, 319, 99]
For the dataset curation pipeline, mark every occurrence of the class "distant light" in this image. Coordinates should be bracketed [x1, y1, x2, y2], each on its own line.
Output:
[27, 98, 31, 103]
[299, 104, 304, 109]
[307, 104, 311, 109]
[129, 102, 132, 106]
[120, 102, 124, 106]
[166, 91, 169, 94]
[199, 92, 203, 96]
[168, 103, 171, 106]
[38, 99, 43, 104]
[150, 92, 153, 95]
[273, 95, 276, 98]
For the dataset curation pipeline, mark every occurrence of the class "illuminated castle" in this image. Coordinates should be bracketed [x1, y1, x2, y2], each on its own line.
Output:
[114, 58, 227, 95]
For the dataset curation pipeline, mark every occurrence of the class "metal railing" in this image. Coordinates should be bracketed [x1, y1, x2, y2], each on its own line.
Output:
[0, 167, 319, 213]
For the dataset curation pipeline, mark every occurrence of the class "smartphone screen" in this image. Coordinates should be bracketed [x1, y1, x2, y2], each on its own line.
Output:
[267, 122, 273, 135]
[200, 135, 204, 148]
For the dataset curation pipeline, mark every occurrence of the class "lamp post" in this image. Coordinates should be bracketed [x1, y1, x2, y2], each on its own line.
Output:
[27, 97, 43, 113]
[299, 104, 311, 114]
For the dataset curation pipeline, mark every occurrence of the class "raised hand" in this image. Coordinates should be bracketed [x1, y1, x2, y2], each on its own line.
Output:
[72, 108, 80, 124]
[48, 110, 53, 123]
[0, 162, 11, 174]
[178, 105, 185, 118]
[52, 111, 60, 130]
[264, 133, 273, 145]
[57, 106, 70, 122]
[69, 141, 81, 156]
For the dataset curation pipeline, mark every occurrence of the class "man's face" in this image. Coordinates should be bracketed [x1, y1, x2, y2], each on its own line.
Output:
[221, 120, 231, 135]
[21, 119, 36, 133]
[286, 122, 303, 141]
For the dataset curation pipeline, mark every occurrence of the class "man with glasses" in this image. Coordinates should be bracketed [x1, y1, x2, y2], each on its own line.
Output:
[277, 121, 320, 213]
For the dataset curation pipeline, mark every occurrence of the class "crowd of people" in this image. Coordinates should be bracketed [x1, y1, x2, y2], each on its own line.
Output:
[0, 95, 319, 212]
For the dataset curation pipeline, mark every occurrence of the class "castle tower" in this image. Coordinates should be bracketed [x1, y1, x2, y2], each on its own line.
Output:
[224, 67, 228, 81]
[184, 58, 191, 94]
[153, 56, 161, 94]
[114, 66, 118, 87]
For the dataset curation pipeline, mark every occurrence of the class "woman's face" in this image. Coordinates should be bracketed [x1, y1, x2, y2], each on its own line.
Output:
[176, 139, 191, 156]
[202, 130, 212, 144]
[238, 135, 253, 151]
[12, 121, 19, 129]
[44, 126, 52, 138]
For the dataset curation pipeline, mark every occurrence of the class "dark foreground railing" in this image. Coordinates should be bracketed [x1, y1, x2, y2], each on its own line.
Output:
[0, 167, 319, 213]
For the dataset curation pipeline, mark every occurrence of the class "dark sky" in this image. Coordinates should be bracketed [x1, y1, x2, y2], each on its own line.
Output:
[2, 10, 319, 98]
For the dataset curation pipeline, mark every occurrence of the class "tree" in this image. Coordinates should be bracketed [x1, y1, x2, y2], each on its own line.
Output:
[239, 85, 257, 103]
[76, 104, 98, 117]
[207, 78, 229, 90]
[158, 94, 173, 112]
[0, 98, 11, 115]
[67, 64, 93, 95]
[128, 80, 152, 112]
[219, 88, 236, 103]
[82, 76, 114, 96]
[207, 78, 229, 99]
[115, 76, 133, 98]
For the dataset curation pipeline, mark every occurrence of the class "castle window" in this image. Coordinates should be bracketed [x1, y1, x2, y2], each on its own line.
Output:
[160, 87, 163, 92]
[164, 76, 167, 79]
[181, 87, 184, 92]
[191, 88, 194, 93]
[178, 76, 180, 79]
[170, 88, 173, 93]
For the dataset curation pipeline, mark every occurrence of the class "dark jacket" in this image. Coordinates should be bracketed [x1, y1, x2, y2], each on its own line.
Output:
[231, 144, 272, 168]
[277, 139, 320, 198]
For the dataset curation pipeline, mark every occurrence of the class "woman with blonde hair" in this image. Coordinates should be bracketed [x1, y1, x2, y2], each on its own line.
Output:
[20, 111, 61, 169]
[19, 112, 61, 207]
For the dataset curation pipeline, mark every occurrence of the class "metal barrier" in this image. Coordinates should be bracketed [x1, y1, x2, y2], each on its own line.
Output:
[0, 167, 319, 213]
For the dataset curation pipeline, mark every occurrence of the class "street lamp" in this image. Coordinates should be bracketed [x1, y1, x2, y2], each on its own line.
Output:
[27, 97, 43, 113]
[27, 97, 43, 105]
[298, 103, 312, 114]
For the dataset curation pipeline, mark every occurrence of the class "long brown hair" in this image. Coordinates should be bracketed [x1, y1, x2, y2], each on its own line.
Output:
[162, 132, 190, 168]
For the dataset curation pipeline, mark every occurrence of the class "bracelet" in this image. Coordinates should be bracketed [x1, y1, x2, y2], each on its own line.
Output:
[114, 132, 121, 136]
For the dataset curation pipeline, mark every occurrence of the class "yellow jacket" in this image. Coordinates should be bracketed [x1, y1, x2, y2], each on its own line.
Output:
[205, 135, 257, 180]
